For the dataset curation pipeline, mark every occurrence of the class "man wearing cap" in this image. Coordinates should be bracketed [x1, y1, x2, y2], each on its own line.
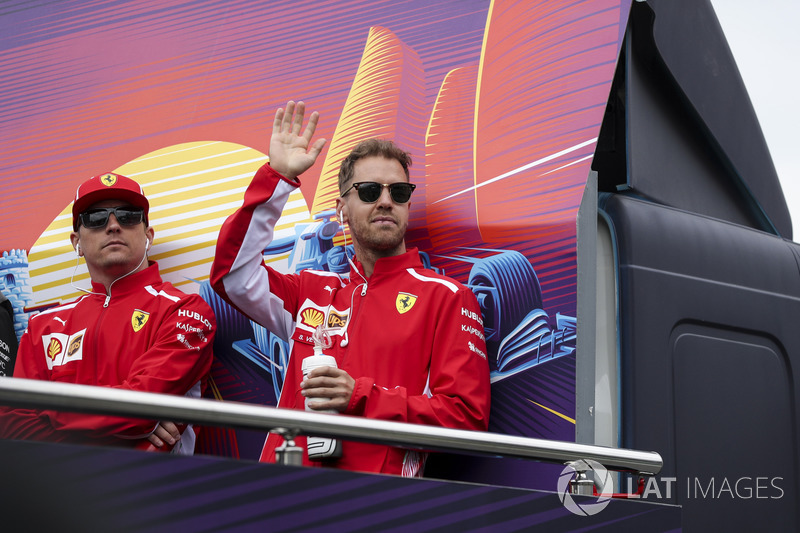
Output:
[0, 173, 215, 454]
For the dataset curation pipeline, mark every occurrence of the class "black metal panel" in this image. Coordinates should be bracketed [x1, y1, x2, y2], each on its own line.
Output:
[672, 326, 793, 531]
[625, 0, 784, 235]
[600, 192, 800, 531]
[594, 1, 793, 238]
[647, 0, 791, 239]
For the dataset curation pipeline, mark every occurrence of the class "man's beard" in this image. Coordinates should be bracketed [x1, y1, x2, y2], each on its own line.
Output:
[350, 219, 407, 256]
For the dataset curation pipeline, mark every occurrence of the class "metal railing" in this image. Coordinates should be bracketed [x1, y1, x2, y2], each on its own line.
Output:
[0, 377, 662, 474]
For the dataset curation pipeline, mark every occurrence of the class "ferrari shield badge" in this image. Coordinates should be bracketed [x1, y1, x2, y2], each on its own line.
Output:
[396, 292, 417, 314]
[132, 309, 150, 332]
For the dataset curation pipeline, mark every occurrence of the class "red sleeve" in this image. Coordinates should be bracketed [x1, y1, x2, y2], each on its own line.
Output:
[345, 287, 491, 431]
[210, 163, 301, 341]
[0, 330, 64, 440]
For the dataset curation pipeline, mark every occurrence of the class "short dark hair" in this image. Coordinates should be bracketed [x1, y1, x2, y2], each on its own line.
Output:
[338, 139, 412, 193]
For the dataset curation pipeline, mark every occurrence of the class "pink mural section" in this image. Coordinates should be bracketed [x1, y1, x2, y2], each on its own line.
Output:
[474, 1, 625, 241]
[425, 65, 482, 252]
[312, 26, 427, 216]
[3, 1, 476, 250]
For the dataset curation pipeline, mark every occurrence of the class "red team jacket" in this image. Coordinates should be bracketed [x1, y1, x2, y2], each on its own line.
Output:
[211, 164, 490, 476]
[1, 263, 215, 452]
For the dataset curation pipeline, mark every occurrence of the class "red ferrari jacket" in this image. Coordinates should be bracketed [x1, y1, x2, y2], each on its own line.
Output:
[211, 164, 490, 476]
[0, 262, 215, 453]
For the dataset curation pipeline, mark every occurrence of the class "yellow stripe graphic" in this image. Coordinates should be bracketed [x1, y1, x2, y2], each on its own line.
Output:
[528, 399, 576, 425]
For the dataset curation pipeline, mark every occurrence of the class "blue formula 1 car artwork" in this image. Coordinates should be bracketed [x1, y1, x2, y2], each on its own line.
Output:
[439, 248, 576, 382]
[201, 210, 576, 403]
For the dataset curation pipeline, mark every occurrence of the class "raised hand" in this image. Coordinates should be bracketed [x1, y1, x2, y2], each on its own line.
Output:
[268, 100, 326, 180]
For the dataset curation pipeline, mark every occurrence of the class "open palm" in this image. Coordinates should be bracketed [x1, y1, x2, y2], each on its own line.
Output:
[268, 101, 326, 180]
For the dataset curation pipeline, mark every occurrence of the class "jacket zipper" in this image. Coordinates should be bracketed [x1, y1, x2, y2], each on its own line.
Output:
[339, 281, 366, 363]
[92, 295, 110, 384]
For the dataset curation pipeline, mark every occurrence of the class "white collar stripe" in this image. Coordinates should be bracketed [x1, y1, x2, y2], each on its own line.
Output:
[406, 269, 459, 294]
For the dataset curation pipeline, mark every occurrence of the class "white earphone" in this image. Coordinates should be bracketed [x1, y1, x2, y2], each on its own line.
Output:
[145, 239, 150, 251]
[75, 243, 81, 256]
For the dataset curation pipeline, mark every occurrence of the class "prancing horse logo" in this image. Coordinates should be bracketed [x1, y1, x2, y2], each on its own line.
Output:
[395, 292, 417, 314]
[132, 309, 150, 332]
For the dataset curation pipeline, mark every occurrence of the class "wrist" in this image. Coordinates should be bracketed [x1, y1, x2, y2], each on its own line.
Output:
[264, 163, 301, 185]
[268, 162, 292, 179]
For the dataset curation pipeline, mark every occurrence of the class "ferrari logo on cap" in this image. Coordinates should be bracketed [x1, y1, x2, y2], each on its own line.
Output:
[396, 292, 417, 314]
[101, 173, 117, 186]
[132, 309, 150, 332]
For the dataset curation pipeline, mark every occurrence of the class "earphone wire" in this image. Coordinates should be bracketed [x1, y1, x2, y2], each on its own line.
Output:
[335, 211, 366, 347]
[69, 254, 105, 298]
[69, 242, 150, 299]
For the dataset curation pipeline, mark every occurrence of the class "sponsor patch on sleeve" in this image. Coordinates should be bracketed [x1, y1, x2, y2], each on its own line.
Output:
[174, 307, 213, 350]
[42, 329, 87, 369]
[468, 341, 487, 360]
[293, 299, 350, 344]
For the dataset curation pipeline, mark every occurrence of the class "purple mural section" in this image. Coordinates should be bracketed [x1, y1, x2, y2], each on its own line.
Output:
[1, 440, 680, 531]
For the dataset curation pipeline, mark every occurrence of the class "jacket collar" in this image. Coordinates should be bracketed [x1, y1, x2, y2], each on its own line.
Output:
[90, 261, 161, 296]
[349, 248, 422, 280]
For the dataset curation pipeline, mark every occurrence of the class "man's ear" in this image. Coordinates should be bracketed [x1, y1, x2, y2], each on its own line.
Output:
[70, 231, 81, 256]
[336, 198, 347, 224]
[145, 226, 155, 250]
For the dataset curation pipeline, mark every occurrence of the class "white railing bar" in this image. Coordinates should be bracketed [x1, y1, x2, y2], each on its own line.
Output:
[0, 377, 662, 474]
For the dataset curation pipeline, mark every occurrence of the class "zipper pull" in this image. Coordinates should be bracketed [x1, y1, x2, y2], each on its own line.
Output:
[361, 283, 367, 296]
[103, 294, 111, 308]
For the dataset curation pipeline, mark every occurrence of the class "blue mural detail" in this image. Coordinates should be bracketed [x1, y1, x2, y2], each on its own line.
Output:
[0, 249, 36, 340]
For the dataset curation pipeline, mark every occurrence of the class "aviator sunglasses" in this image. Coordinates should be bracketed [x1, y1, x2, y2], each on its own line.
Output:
[79, 206, 145, 229]
[341, 181, 416, 204]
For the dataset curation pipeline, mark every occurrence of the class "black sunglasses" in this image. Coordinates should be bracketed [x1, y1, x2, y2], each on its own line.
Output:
[341, 181, 416, 204]
[79, 207, 145, 229]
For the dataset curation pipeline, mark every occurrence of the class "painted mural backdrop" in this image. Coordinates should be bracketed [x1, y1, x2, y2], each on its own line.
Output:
[1, 0, 631, 485]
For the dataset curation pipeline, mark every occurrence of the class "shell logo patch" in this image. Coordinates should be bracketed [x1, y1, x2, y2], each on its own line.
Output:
[101, 173, 117, 186]
[132, 309, 150, 332]
[396, 292, 417, 314]
[43, 329, 86, 369]
[301, 308, 325, 329]
[48, 338, 63, 360]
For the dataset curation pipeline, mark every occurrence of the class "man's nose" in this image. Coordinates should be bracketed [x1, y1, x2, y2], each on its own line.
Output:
[105, 213, 122, 230]
[376, 186, 394, 206]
